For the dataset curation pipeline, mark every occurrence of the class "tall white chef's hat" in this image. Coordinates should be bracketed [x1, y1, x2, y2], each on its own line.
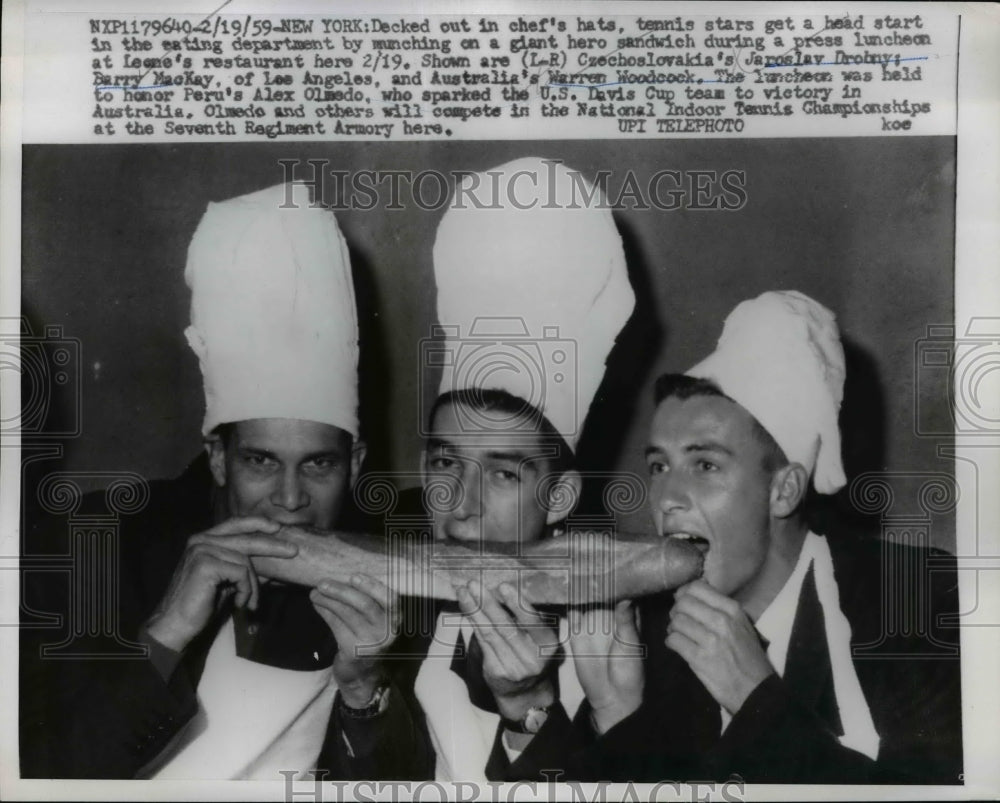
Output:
[432, 157, 635, 450]
[686, 290, 847, 494]
[184, 182, 360, 439]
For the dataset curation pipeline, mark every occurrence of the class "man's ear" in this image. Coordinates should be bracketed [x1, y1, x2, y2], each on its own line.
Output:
[205, 435, 227, 488]
[769, 463, 809, 519]
[545, 469, 582, 527]
[348, 438, 367, 491]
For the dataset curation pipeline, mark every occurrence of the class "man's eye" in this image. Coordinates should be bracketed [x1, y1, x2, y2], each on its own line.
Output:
[245, 454, 273, 467]
[696, 459, 718, 472]
[306, 458, 338, 472]
[429, 456, 456, 471]
[647, 460, 666, 476]
[493, 469, 519, 483]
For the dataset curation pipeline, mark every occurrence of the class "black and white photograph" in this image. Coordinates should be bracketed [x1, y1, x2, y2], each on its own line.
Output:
[2, 2, 998, 800]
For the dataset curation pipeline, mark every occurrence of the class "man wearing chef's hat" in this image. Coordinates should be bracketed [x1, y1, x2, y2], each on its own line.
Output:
[24, 184, 425, 780]
[356, 157, 634, 781]
[137, 181, 399, 780]
[545, 292, 962, 783]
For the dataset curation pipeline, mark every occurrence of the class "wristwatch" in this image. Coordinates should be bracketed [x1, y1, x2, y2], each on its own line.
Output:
[336, 683, 391, 719]
[501, 703, 553, 734]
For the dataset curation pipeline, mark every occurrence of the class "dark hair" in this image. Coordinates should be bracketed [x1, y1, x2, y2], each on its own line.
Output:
[428, 388, 575, 477]
[211, 421, 354, 451]
[213, 422, 236, 448]
[653, 373, 788, 473]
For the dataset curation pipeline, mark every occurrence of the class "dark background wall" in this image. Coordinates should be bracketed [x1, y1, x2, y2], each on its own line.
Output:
[21, 138, 956, 550]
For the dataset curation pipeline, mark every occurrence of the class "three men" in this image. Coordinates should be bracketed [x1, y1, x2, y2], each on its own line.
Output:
[21, 172, 962, 785]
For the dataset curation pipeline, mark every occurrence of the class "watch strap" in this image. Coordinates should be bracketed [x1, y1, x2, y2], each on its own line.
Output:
[500, 703, 553, 734]
[335, 682, 391, 719]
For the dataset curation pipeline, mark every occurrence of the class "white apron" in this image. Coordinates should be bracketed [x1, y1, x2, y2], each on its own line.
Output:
[150, 617, 338, 780]
[414, 611, 585, 782]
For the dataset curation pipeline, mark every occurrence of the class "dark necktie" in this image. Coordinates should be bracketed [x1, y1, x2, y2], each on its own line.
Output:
[449, 630, 499, 713]
[783, 563, 844, 736]
[232, 583, 336, 670]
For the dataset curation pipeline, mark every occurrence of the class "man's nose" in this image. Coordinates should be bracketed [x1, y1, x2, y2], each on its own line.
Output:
[651, 470, 688, 516]
[451, 463, 482, 521]
[273, 468, 308, 511]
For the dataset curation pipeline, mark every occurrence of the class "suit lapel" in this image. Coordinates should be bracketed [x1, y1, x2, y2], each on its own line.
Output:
[784, 564, 844, 736]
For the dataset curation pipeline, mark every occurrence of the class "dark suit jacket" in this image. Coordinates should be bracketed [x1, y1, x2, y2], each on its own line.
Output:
[495, 535, 963, 784]
[21, 457, 213, 778]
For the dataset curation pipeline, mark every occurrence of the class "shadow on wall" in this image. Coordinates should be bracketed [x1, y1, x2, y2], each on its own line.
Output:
[351, 243, 393, 479]
[574, 212, 664, 518]
[807, 337, 888, 541]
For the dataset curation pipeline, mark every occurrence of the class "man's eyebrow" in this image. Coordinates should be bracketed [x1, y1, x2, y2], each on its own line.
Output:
[237, 446, 346, 461]
[643, 442, 734, 458]
[302, 448, 347, 461]
[684, 441, 734, 457]
[485, 450, 540, 467]
[426, 441, 542, 467]
[238, 445, 276, 457]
